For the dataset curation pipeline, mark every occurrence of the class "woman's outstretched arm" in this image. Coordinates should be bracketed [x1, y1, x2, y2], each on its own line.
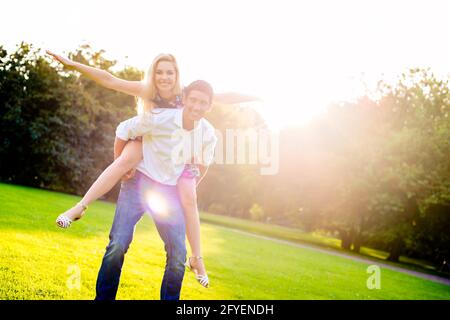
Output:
[46, 50, 146, 98]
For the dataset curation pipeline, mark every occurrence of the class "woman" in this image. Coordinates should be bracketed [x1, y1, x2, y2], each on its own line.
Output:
[47, 50, 209, 288]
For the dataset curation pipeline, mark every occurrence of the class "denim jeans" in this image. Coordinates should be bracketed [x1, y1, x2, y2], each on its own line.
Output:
[95, 171, 187, 300]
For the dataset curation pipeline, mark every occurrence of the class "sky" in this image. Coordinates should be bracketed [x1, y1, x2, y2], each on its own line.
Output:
[2, 0, 450, 128]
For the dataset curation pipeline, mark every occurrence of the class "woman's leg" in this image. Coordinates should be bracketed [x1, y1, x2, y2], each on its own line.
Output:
[59, 140, 143, 221]
[177, 176, 207, 278]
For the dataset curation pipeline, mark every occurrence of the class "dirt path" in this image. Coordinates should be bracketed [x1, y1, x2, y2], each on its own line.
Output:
[219, 225, 450, 287]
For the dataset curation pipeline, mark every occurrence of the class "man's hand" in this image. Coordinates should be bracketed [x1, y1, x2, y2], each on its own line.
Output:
[121, 168, 136, 181]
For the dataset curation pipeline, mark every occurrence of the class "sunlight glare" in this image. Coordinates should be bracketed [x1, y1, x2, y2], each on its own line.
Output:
[145, 190, 169, 218]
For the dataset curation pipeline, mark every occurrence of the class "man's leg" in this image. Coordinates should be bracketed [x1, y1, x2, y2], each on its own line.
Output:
[95, 173, 145, 300]
[144, 180, 187, 300]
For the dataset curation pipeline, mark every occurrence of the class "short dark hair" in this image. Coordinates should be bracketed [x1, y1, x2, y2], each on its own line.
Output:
[183, 80, 214, 103]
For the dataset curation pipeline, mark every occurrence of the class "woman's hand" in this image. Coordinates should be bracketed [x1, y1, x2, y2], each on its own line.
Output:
[46, 50, 76, 69]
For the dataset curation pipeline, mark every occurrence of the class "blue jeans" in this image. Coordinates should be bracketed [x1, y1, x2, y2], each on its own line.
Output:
[95, 171, 187, 300]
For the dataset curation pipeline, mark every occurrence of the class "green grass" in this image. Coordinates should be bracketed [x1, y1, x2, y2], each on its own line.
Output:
[200, 212, 448, 277]
[0, 182, 449, 300]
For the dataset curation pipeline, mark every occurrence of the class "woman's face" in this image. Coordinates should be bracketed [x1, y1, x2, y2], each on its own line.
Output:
[154, 60, 177, 94]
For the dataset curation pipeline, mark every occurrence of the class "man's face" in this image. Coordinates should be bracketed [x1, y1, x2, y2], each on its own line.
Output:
[183, 89, 212, 122]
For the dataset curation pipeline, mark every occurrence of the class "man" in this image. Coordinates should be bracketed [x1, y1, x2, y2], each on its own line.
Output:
[95, 80, 217, 300]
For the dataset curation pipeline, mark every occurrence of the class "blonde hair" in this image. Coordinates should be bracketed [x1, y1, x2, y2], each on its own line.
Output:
[137, 53, 182, 114]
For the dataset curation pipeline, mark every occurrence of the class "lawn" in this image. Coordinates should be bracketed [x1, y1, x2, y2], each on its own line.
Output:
[200, 212, 446, 276]
[0, 183, 449, 299]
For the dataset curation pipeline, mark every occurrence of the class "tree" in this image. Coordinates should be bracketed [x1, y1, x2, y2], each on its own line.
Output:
[0, 42, 139, 195]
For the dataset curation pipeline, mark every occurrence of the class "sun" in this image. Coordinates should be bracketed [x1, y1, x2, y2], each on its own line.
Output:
[246, 92, 329, 131]
[243, 73, 366, 131]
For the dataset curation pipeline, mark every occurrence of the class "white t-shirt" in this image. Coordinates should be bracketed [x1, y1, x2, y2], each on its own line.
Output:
[116, 108, 217, 185]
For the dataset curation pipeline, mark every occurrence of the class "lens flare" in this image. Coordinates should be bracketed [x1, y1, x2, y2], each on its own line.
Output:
[144, 190, 169, 219]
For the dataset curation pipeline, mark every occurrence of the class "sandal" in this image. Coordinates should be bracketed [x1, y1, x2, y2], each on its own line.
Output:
[55, 201, 88, 228]
[185, 256, 209, 288]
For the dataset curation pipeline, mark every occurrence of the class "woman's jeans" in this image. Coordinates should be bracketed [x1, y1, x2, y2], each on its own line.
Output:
[95, 171, 187, 300]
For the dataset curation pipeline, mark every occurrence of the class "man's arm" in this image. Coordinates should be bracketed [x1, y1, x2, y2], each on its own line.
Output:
[115, 114, 155, 141]
[114, 137, 128, 160]
[114, 115, 153, 182]
[196, 165, 209, 187]
[195, 128, 217, 186]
